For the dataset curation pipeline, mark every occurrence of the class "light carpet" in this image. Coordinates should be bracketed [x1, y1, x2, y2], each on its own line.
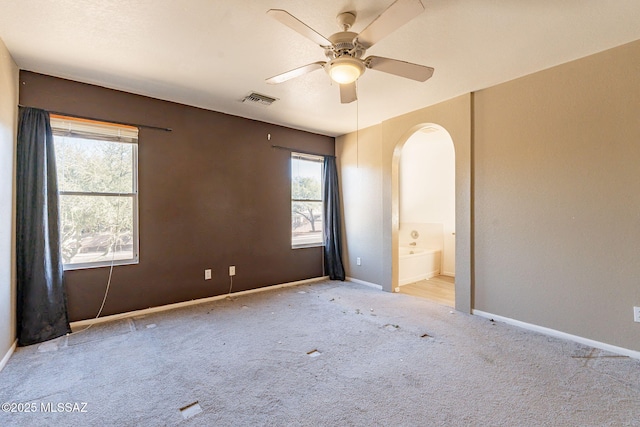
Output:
[1, 280, 639, 426]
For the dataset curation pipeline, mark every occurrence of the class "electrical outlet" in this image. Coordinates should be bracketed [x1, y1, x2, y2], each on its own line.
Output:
[634, 306, 640, 323]
[204, 269, 211, 280]
[356, 257, 361, 266]
[229, 266, 236, 276]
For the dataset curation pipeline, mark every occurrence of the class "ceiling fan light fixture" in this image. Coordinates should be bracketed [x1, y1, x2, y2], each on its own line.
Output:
[328, 57, 365, 84]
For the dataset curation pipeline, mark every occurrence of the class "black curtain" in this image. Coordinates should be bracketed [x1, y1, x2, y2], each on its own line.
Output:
[323, 156, 345, 281]
[16, 107, 71, 346]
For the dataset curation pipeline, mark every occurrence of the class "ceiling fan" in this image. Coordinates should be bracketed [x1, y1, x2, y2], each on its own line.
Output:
[265, 0, 434, 104]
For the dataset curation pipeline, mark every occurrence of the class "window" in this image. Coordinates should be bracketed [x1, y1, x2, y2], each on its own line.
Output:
[291, 153, 324, 248]
[51, 115, 139, 269]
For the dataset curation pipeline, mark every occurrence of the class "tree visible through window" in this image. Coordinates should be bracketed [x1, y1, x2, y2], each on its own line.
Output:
[51, 115, 139, 269]
[291, 153, 324, 247]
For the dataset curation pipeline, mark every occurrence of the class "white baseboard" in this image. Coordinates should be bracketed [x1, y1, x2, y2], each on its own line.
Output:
[441, 271, 455, 277]
[71, 276, 329, 329]
[0, 339, 17, 372]
[473, 309, 640, 360]
[346, 277, 383, 290]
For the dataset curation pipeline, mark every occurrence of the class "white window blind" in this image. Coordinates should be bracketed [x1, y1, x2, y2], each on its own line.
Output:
[50, 115, 138, 143]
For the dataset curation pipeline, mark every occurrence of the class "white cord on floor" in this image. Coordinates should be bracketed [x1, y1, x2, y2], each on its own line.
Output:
[68, 199, 120, 336]
[68, 252, 115, 336]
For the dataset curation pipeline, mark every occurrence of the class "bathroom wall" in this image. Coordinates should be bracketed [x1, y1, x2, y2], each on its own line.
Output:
[399, 128, 455, 275]
[398, 223, 443, 250]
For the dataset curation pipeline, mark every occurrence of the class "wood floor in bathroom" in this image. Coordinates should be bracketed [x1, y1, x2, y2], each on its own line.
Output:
[399, 275, 455, 307]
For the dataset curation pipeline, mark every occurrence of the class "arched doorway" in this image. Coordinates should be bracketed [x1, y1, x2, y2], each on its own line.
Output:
[395, 125, 455, 306]
[390, 123, 468, 311]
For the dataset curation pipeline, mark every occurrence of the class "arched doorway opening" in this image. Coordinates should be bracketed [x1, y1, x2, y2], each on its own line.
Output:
[391, 124, 457, 307]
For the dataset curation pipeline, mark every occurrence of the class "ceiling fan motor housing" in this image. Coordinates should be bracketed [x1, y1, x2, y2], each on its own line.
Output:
[325, 32, 365, 60]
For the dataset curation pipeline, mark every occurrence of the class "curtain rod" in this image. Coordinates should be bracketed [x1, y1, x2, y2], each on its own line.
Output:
[18, 105, 172, 132]
[271, 145, 334, 158]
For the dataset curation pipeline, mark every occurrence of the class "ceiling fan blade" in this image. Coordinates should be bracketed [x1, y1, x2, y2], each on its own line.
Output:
[267, 9, 332, 48]
[266, 61, 326, 84]
[366, 56, 434, 81]
[340, 83, 357, 104]
[355, 0, 425, 49]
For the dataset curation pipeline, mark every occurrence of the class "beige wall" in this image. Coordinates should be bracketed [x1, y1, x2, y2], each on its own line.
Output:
[0, 38, 18, 364]
[473, 40, 640, 351]
[337, 94, 472, 312]
[338, 39, 640, 352]
[337, 125, 385, 286]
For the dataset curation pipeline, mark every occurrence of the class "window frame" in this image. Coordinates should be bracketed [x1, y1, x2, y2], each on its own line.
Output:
[51, 116, 140, 270]
[291, 152, 325, 249]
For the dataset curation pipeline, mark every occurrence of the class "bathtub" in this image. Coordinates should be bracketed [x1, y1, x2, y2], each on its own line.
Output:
[398, 246, 441, 286]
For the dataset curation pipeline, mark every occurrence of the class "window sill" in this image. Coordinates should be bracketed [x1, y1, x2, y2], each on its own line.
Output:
[292, 243, 324, 249]
[63, 259, 139, 271]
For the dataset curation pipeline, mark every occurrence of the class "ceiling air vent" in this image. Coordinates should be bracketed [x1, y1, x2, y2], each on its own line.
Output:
[242, 92, 278, 106]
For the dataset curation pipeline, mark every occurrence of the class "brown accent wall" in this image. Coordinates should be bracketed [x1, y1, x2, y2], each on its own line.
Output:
[19, 71, 334, 322]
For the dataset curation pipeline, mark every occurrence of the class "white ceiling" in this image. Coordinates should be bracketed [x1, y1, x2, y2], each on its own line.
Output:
[1, 0, 640, 137]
